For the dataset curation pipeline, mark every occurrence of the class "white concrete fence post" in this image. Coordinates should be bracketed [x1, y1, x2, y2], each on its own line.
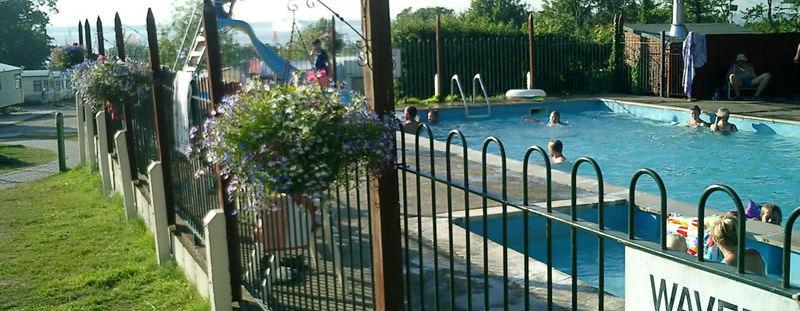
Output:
[147, 161, 172, 266]
[84, 103, 97, 170]
[76, 93, 86, 164]
[204, 209, 233, 311]
[114, 130, 136, 220]
[95, 111, 112, 195]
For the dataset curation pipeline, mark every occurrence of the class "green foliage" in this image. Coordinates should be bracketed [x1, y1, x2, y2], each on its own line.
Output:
[107, 37, 150, 62]
[445, 93, 462, 103]
[742, 1, 800, 33]
[158, 0, 241, 70]
[0, 0, 57, 69]
[0, 143, 56, 175]
[49, 45, 86, 71]
[391, 6, 526, 41]
[0, 168, 208, 310]
[464, 0, 531, 27]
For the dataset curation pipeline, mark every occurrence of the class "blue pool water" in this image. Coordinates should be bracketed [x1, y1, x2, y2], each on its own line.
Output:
[463, 204, 784, 298]
[420, 101, 800, 223]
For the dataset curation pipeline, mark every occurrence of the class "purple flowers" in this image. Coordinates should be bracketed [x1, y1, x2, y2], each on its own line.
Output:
[185, 84, 396, 213]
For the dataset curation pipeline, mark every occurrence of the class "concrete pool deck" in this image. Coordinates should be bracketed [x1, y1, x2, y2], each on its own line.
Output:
[600, 94, 800, 123]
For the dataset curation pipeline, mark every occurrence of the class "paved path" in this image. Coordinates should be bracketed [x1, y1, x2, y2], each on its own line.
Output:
[0, 103, 81, 190]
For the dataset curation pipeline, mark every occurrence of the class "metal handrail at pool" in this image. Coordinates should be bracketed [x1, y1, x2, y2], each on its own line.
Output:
[398, 125, 800, 310]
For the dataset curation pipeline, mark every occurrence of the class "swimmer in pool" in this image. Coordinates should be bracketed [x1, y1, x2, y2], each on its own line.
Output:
[522, 110, 567, 126]
[548, 139, 566, 164]
[687, 105, 710, 128]
[710, 107, 738, 133]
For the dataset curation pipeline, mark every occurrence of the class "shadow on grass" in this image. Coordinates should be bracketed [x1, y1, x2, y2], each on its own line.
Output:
[0, 144, 38, 174]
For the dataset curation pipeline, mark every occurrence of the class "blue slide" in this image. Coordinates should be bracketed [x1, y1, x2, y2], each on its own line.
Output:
[215, 4, 297, 81]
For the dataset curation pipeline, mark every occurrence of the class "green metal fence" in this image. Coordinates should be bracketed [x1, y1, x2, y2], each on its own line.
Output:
[396, 35, 615, 99]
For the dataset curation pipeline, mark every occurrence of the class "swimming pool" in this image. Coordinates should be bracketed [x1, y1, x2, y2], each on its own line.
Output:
[462, 204, 784, 298]
[419, 101, 800, 223]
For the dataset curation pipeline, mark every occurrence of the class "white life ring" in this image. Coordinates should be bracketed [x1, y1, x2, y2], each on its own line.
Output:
[505, 89, 547, 99]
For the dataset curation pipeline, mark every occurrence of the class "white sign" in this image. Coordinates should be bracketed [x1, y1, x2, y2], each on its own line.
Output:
[391, 48, 401, 78]
[625, 247, 800, 311]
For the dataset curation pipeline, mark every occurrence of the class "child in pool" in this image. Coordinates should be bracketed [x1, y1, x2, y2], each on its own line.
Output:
[729, 200, 782, 225]
[522, 111, 567, 126]
[667, 233, 689, 253]
[548, 139, 566, 164]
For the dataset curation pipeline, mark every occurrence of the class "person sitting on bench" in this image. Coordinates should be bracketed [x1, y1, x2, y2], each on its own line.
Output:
[728, 53, 770, 100]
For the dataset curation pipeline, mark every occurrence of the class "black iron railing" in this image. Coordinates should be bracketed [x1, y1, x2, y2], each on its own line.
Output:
[396, 128, 799, 310]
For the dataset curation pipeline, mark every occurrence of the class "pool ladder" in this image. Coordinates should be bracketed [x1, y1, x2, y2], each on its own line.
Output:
[450, 74, 491, 119]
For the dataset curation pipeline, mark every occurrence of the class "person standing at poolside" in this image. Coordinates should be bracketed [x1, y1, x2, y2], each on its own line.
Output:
[309, 39, 330, 88]
[710, 107, 738, 133]
[687, 105, 710, 127]
[548, 139, 566, 164]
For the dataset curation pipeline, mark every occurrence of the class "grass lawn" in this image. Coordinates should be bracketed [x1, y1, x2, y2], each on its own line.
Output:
[0, 168, 208, 310]
[0, 143, 57, 175]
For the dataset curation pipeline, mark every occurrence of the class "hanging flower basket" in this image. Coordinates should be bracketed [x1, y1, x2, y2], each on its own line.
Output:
[189, 84, 396, 213]
[72, 59, 152, 110]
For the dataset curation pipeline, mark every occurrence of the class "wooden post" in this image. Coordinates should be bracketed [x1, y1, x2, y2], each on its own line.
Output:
[146, 8, 177, 226]
[435, 14, 443, 102]
[362, 0, 403, 309]
[660, 31, 666, 97]
[329, 16, 337, 83]
[85, 19, 93, 58]
[115, 13, 126, 60]
[96, 17, 105, 56]
[527, 13, 535, 89]
[203, 0, 242, 302]
[78, 21, 84, 47]
[115, 12, 138, 180]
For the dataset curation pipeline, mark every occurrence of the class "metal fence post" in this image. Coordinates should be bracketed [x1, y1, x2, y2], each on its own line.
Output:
[436, 14, 443, 103]
[660, 31, 666, 98]
[78, 21, 84, 47]
[56, 112, 66, 171]
[363, 0, 404, 309]
[528, 13, 535, 89]
[329, 16, 337, 83]
[96, 17, 105, 56]
[202, 0, 242, 302]
[84, 19, 93, 58]
[146, 8, 177, 226]
[115, 13, 138, 180]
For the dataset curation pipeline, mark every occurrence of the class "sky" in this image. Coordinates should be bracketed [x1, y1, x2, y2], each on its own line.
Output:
[49, 0, 545, 29]
[48, 0, 767, 29]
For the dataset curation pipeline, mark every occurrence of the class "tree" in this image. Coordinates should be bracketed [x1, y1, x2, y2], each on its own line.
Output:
[743, 0, 800, 33]
[465, 0, 530, 27]
[106, 36, 150, 62]
[391, 6, 525, 41]
[683, 0, 730, 23]
[284, 18, 345, 61]
[158, 0, 240, 70]
[49, 45, 85, 71]
[0, 0, 58, 69]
